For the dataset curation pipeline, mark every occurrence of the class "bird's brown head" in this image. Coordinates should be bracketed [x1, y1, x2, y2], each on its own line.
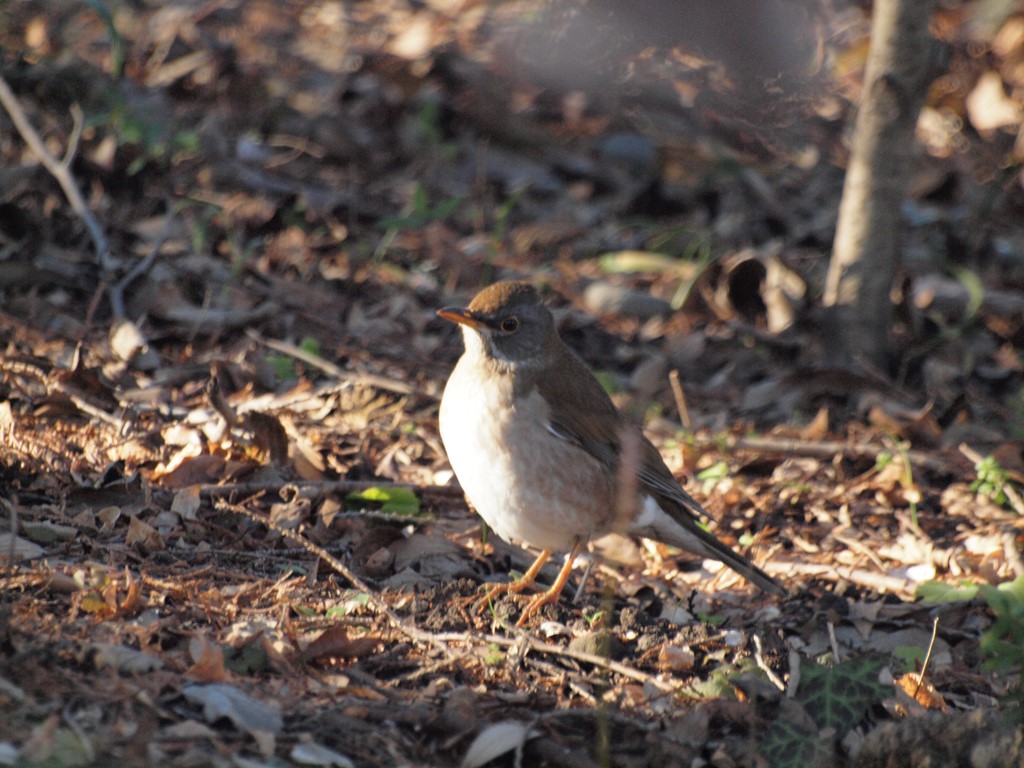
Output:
[438, 281, 556, 368]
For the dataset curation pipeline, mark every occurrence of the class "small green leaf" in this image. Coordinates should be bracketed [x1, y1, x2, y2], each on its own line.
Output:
[996, 574, 1024, 600]
[484, 643, 505, 666]
[346, 486, 422, 516]
[598, 251, 679, 274]
[681, 659, 757, 700]
[413, 183, 429, 214]
[267, 353, 295, 381]
[225, 642, 270, 675]
[696, 461, 730, 482]
[892, 645, 925, 673]
[430, 195, 461, 221]
[299, 336, 322, 357]
[916, 580, 980, 603]
[327, 592, 371, 618]
[954, 267, 985, 321]
[970, 455, 1012, 507]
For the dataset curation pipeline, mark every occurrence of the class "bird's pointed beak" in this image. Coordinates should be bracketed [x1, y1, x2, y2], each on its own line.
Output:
[437, 307, 488, 330]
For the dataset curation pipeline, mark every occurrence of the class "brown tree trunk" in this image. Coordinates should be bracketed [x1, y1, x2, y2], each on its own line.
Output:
[823, 0, 942, 371]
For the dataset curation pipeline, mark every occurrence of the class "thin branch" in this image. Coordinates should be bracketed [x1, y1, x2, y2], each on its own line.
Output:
[108, 208, 176, 318]
[721, 433, 959, 475]
[62, 104, 84, 170]
[246, 329, 421, 396]
[828, 620, 842, 662]
[913, 616, 940, 699]
[778, 561, 917, 594]
[0, 72, 114, 272]
[752, 634, 786, 692]
[197, 478, 464, 500]
[669, 369, 692, 433]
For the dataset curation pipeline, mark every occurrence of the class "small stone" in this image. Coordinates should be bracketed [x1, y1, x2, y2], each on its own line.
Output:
[583, 282, 671, 319]
[568, 631, 625, 660]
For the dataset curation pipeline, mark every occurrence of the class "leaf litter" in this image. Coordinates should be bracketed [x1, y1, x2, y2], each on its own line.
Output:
[2, 0, 1024, 765]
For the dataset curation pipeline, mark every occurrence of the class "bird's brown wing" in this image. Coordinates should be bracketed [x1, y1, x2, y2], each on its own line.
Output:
[538, 348, 784, 596]
[537, 346, 703, 517]
[535, 346, 624, 462]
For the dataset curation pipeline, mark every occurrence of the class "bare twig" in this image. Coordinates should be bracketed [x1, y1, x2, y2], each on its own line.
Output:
[109, 208, 176, 318]
[913, 616, 940, 699]
[436, 630, 681, 693]
[64, 395, 123, 428]
[1, 497, 17, 578]
[668, 369, 692, 433]
[0, 496, 18, 647]
[832, 533, 888, 572]
[61, 705, 95, 763]
[0, 73, 114, 272]
[62, 104, 84, 169]
[246, 329, 420, 395]
[827, 621, 841, 662]
[196, 478, 464, 501]
[752, 634, 786, 692]
[720, 434, 958, 475]
[777, 562, 916, 594]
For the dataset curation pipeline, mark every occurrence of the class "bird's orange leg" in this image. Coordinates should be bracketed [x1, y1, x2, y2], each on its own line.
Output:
[476, 549, 551, 613]
[515, 540, 586, 627]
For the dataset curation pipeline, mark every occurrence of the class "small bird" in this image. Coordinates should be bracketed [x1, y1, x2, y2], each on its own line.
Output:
[438, 281, 784, 626]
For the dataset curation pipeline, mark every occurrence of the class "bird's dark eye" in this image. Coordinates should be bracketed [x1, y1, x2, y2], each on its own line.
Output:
[499, 317, 519, 333]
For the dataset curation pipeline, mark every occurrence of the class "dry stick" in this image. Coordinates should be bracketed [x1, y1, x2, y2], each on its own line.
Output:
[0, 497, 17, 650]
[198, 479, 465, 500]
[779, 562, 915, 594]
[831, 533, 888, 572]
[752, 634, 786, 692]
[720, 434, 956, 475]
[246, 330, 420, 396]
[64, 104, 85, 166]
[524, 655, 599, 705]
[827, 621, 841, 663]
[2, 496, 17, 577]
[215, 500, 682, 692]
[109, 209, 176, 319]
[438, 631, 679, 693]
[913, 616, 940, 700]
[61, 705, 95, 763]
[0, 73, 113, 274]
[668, 369, 692, 433]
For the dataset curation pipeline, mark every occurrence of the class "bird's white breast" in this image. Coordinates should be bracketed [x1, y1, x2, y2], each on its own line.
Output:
[439, 343, 609, 552]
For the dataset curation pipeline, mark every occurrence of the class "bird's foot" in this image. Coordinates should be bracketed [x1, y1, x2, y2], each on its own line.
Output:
[474, 576, 536, 616]
[514, 585, 563, 627]
[473, 549, 553, 620]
